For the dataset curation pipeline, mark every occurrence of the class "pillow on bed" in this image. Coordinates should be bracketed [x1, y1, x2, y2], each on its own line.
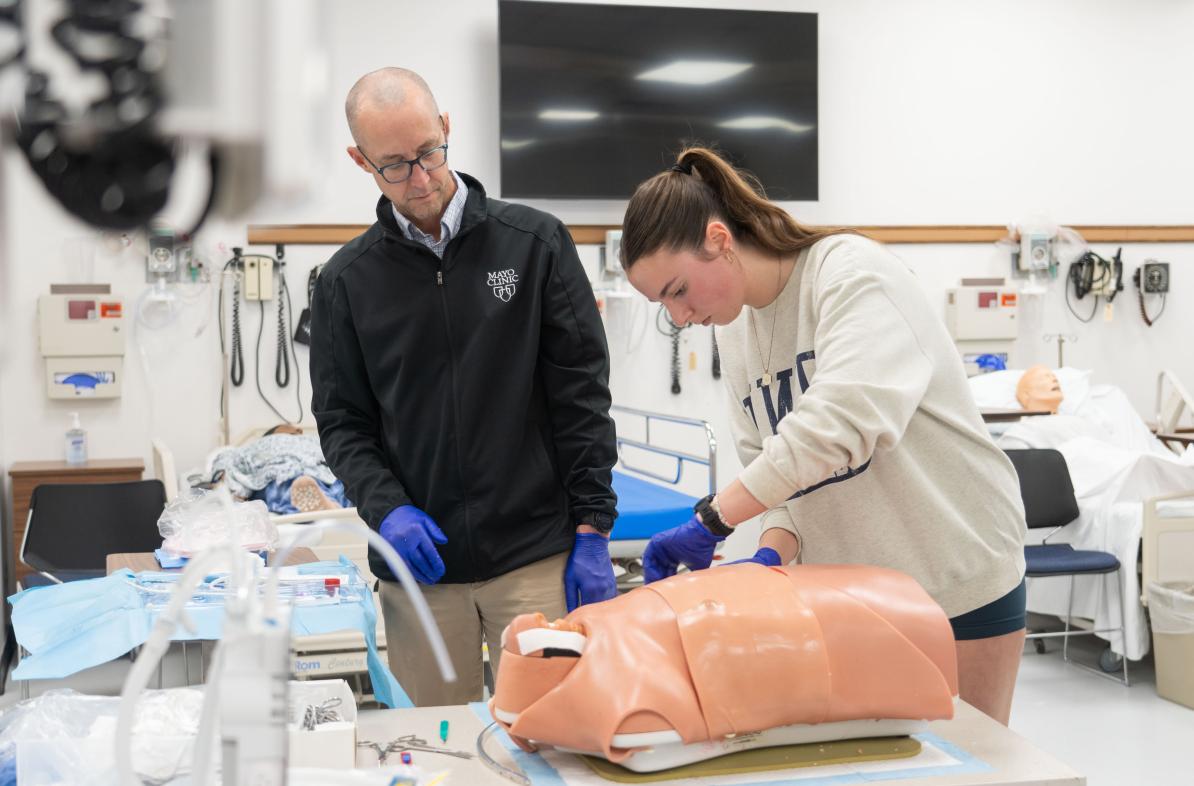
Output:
[967, 367, 1091, 413]
[966, 370, 1022, 409]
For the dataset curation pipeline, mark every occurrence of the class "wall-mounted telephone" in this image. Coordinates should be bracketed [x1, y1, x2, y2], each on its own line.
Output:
[1133, 260, 1170, 327]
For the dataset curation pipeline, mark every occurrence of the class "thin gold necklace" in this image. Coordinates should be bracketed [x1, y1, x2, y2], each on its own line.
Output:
[751, 257, 785, 386]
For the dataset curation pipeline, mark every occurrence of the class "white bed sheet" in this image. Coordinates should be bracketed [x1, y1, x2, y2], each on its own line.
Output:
[987, 381, 1194, 660]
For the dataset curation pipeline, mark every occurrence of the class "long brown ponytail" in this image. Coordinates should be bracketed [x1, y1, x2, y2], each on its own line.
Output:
[620, 147, 845, 269]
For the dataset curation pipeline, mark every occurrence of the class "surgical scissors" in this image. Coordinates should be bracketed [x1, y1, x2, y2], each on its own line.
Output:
[358, 734, 474, 765]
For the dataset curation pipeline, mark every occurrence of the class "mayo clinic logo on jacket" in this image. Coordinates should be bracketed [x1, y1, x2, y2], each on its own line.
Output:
[742, 349, 870, 499]
[487, 269, 519, 302]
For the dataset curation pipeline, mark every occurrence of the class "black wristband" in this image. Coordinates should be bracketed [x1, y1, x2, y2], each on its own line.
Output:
[578, 511, 614, 535]
[693, 494, 734, 537]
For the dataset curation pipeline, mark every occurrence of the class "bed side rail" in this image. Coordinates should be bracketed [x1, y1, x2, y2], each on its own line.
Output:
[150, 438, 180, 502]
[1155, 369, 1194, 436]
[271, 507, 363, 526]
[611, 405, 717, 494]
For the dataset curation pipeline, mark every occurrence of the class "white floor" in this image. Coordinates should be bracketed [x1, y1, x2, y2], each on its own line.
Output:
[3, 634, 1194, 785]
[1010, 633, 1194, 786]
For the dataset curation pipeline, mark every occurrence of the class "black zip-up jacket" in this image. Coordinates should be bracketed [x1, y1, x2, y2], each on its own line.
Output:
[310, 173, 618, 584]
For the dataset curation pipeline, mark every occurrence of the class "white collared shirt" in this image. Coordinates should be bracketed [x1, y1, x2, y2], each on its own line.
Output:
[391, 170, 468, 259]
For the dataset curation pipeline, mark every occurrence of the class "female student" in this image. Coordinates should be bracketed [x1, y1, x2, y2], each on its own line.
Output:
[620, 147, 1028, 725]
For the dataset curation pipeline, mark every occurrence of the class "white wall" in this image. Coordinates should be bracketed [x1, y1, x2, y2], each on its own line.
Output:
[2, 0, 1192, 560]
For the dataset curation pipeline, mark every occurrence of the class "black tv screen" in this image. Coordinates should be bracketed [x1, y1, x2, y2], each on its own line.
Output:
[498, 1, 818, 200]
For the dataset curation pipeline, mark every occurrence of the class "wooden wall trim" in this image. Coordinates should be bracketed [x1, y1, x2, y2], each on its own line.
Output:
[247, 224, 1194, 247]
[247, 225, 364, 246]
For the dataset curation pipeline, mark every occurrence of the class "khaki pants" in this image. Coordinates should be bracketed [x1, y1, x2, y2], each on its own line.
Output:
[379, 552, 567, 706]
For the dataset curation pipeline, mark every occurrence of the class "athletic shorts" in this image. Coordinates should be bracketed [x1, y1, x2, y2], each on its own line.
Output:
[949, 579, 1026, 640]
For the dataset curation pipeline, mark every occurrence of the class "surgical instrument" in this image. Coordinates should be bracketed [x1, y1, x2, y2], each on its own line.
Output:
[477, 721, 531, 786]
[357, 735, 473, 765]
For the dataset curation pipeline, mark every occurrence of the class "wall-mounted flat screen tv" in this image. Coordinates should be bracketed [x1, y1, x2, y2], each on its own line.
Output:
[498, 1, 818, 200]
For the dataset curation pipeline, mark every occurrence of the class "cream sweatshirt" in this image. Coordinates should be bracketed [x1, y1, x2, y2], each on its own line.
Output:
[718, 234, 1026, 617]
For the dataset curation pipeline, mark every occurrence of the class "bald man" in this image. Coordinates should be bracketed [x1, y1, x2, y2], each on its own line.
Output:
[309, 68, 619, 706]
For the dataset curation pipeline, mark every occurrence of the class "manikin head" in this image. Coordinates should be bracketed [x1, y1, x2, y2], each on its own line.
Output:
[345, 67, 455, 236]
[492, 614, 585, 729]
[620, 147, 839, 328]
[1016, 365, 1063, 413]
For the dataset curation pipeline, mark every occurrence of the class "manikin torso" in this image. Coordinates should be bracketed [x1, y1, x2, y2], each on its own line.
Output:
[491, 563, 958, 765]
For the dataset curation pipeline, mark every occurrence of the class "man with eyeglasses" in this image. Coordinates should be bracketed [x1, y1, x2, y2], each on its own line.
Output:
[309, 68, 619, 706]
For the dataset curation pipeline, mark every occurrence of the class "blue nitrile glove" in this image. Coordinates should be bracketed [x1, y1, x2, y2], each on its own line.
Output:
[565, 532, 617, 612]
[379, 505, 448, 585]
[725, 547, 782, 567]
[642, 514, 725, 584]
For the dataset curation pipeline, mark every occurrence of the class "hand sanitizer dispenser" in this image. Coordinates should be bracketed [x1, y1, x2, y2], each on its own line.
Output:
[65, 412, 88, 465]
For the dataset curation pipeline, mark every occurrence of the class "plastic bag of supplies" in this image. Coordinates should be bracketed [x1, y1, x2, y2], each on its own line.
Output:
[158, 487, 278, 556]
[0, 688, 202, 786]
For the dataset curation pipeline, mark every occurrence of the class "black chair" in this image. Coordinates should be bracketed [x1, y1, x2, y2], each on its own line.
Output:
[19, 480, 166, 587]
[1004, 448, 1129, 685]
[11, 480, 167, 697]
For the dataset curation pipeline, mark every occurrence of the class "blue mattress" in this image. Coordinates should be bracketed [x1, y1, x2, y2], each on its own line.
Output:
[610, 470, 698, 540]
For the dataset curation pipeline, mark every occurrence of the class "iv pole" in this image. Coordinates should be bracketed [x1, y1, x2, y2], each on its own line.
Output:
[1042, 333, 1077, 367]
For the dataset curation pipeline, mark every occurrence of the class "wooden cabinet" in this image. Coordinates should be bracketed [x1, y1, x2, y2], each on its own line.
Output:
[7, 458, 144, 588]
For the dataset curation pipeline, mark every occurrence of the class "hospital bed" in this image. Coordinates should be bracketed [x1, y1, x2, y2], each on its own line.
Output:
[970, 368, 1194, 663]
[152, 407, 713, 566]
[1153, 369, 1194, 453]
[150, 407, 712, 689]
[607, 405, 714, 588]
[152, 430, 385, 698]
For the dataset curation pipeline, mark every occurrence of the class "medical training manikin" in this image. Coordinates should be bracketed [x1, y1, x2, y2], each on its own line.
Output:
[1016, 364, 1064, 414]
[491, 563, 958, 772]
